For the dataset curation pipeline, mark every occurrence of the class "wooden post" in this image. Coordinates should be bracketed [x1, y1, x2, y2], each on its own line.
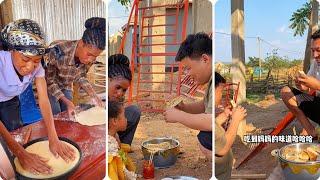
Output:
[231, 0, 246, 140]
[0, 0, 13, 28]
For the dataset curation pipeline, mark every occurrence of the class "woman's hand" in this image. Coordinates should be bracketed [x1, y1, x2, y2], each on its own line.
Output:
[49, 139, 75, 163]
[17, 150, 52, 175]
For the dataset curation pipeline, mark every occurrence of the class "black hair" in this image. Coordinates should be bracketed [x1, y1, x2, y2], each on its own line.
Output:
[311, 29, 320, 40]
[108, 100, 123, 121]
[175, 32, 212, 61]
[82, 17, 106, 50]
[215, 72, 226, 88]
[108, 54, 132, 81]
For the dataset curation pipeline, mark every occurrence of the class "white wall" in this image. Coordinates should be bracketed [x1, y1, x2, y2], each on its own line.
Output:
[12, 0, 106, 44]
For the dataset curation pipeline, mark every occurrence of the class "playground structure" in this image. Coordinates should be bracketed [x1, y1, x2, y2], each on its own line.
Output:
[118, 0, 203, 112]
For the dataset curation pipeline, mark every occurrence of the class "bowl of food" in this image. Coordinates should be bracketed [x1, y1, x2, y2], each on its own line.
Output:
[272, 143, 320, 180]
[141, 137, 180, 168]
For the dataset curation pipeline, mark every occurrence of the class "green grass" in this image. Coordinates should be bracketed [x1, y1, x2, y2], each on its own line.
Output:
[246, 93, 264, 103]
[246, 91, 281, 103]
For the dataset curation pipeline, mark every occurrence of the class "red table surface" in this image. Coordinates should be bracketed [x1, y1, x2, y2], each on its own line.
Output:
[12, 119, 106, 179]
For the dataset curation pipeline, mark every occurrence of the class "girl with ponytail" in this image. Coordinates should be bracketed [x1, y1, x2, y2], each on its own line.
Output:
[45, 17, 106, 116]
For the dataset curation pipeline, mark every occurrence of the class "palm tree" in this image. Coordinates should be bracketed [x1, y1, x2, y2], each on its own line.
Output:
[289, 0, 318, 72]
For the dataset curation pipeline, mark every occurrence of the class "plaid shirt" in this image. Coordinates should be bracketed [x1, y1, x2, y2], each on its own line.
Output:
[45, 40, 93, 100]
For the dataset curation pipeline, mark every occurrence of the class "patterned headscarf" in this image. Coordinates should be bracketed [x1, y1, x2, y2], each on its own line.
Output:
[1, 19, 46, 56]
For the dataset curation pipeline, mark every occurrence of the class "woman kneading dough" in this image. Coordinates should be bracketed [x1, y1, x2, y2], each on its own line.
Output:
[0, 19, 75, 175]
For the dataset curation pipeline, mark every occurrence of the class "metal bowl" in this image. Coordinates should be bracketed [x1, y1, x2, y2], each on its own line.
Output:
[141, 137, 180, 168]
[273, 143, 320, 180]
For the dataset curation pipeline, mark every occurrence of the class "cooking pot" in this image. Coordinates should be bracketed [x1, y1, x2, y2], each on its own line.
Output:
[272, 143, 320, 180]
[142, 137, 180, 168]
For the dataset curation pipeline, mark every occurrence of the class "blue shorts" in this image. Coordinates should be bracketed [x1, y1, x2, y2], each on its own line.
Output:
[197, 131, 212, 151]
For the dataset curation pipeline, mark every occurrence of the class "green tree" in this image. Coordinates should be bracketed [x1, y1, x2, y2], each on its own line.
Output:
[264, 49, 290, 79]
[289, 0, 318, 72]
[289, 2, 311, 37]
[246, 56, 261, 67]
[118, 0, 131, 6]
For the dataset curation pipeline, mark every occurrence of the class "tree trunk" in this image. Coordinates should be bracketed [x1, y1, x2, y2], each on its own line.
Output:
[303, 0, 318, 73]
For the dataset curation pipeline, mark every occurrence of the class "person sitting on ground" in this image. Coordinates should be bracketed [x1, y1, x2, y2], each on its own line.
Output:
[108, 54, 141, 150]
[163, 33, 213, 158]
[214, 72, 247, 180]
[108, 100, 136, 180]
[281, 29, 320, 137]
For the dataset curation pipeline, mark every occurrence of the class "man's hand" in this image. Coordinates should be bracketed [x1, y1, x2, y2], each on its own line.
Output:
[297, 75, 320, 91]
[49, 139, 75, 163]
[231, 106, 247, 122]
[295, 78, 309, 91]
[163, 108, 185, 123]
[17, 150, 52, 175]
[91, 95, 104, 108]
[62, 98, 76, 118]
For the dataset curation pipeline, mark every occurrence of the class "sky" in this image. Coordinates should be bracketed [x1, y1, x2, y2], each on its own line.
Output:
[108, 0, 131, 36]
[215, 0, 308, 63]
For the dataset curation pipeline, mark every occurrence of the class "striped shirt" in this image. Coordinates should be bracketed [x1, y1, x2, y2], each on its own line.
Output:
[45, 40, 92, 100]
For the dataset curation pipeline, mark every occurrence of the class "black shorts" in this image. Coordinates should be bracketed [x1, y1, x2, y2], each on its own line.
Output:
[290, 87, 320, 124]
[197, 131, 212, 151]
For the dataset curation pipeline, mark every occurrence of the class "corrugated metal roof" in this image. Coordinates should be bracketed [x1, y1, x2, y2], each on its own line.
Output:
[11, 0, 106, 45]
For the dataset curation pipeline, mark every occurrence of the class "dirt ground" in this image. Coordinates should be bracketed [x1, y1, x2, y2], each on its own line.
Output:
[129, 95, 316, 180]
[130, 112, 212, 179]
[231, 96, 317, 179]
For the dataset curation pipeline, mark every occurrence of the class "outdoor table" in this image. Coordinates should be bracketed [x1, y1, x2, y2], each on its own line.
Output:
[11, 115, 106, 179]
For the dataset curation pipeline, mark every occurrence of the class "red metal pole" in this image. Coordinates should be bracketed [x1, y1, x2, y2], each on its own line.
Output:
[140, 9, 145, 48]
[136, 64, 141, 103]
[174, 5, 180, 43]
[234, 82, 240, 103]
[181, 0, 189, 40]
[128, 0, 139, 104]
